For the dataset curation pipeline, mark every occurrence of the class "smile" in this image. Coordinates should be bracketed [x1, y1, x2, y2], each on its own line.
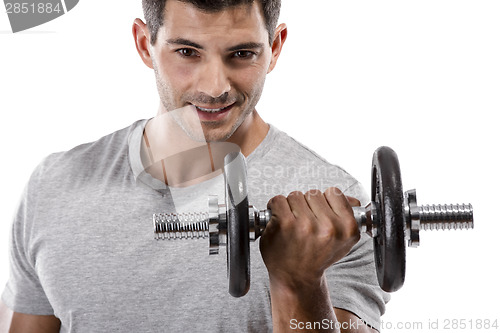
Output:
[194, 104, 233, 113]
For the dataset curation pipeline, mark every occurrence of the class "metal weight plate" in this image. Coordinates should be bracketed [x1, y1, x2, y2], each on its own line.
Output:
[371, 146, 406, 292]
[223, 152, 251, 297]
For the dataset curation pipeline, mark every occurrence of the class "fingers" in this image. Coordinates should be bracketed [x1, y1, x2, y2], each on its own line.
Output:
[302, 189, 335, 220]
[300, 190, 338, 237]
[324, 187, 354, 218]
[266, 192, 315, 238]
[261, 187, 362, 284]
[266, 194, 295, 233]
[346, 196, 361, 208]
[266, 187, 360, 240]
[267, 188, 360, 221]
[323, 188, 360, 243]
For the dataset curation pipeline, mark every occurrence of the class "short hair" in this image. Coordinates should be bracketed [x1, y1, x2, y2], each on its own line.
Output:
[142, 0, 281, 46]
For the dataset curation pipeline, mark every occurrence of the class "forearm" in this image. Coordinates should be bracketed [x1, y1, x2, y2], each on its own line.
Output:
[263, 189, 376, 333]
[269, 274, 339, 333]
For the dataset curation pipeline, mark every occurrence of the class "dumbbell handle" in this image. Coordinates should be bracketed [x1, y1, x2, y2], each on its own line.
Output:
[153, 189, 473, 250]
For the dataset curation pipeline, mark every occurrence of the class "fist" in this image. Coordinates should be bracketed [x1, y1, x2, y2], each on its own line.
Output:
[259, 187, 361, 287]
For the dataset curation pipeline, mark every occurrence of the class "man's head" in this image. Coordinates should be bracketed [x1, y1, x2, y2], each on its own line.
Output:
[142, 0, 281, 46]
[133, 0, 287, 151]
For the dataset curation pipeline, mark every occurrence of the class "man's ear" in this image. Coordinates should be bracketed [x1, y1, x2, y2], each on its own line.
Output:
[267, 23, 288, 74]
[132, 18, 154, 69]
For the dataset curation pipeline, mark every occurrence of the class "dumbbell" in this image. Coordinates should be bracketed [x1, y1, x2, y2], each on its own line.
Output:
[153, 146, 474, 297]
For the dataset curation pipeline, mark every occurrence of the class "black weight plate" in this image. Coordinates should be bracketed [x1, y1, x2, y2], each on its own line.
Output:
[223, 152, 251, 297]
[371, 146, 406, 292]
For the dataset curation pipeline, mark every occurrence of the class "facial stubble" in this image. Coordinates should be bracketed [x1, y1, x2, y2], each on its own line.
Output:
[152, 61, 266, 144]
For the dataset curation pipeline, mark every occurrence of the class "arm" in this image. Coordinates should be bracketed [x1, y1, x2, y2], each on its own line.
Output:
[2, 300, 60, 333]
[8, 312, 60, 333]
[334, 308, 377, 333]
[260, 188, 376, 333]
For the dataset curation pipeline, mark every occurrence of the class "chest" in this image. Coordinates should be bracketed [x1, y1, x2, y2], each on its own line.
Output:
[29, 183, 272, 332]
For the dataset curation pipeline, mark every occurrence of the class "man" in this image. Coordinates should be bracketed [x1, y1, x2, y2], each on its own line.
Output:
[1, 0, 389, 332]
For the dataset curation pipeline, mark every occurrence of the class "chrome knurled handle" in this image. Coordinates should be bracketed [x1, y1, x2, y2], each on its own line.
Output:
[153, 190, 473, 248]
[153, 195, 270, 255]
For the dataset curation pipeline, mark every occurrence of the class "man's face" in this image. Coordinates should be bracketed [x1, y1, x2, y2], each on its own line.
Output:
[149, 0, 273, 142]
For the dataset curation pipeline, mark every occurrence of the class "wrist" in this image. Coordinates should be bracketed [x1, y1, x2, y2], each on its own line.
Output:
[269, 274, 327, 294]
[269, 272, 331, 304]
[268, 273, 337, 332]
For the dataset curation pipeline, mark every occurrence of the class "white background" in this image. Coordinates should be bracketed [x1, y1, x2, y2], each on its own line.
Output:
[1, 1, 499, 331]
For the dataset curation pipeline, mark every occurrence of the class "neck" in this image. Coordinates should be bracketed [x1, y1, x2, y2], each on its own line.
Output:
[228, 110, 269, 157]
[142, 108, 269, 187]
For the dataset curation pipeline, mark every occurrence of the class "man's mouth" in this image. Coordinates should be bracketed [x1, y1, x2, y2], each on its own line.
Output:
[194, 104, 234, 113]
[189, 103, 235, 122]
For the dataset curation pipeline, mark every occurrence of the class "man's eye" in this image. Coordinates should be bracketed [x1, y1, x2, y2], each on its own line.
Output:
[177, 48, 198, 57]
[233, 51, 255, 59]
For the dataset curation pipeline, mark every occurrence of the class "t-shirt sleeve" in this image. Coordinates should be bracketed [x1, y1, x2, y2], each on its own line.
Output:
[1, 160, 55, 315]
[327, 180, 391, 331]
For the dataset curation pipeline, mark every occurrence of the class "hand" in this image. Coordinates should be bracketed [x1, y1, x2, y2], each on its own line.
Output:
[260, 187, 361, 289]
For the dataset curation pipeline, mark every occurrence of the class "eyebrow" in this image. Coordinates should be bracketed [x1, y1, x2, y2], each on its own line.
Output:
[227, 42, 265, 52]
[166, 38, 204, 50]
[166, 38, 265, 52]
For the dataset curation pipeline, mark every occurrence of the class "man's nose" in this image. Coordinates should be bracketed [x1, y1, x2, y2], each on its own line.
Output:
[196, 58, 231, 99]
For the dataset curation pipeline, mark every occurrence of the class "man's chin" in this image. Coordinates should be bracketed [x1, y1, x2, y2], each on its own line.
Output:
[175, 122, 233, 144]
[200, 128, 234, 143]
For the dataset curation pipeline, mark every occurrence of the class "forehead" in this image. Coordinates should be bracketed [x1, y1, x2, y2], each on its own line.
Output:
[160, 1, 268, 44]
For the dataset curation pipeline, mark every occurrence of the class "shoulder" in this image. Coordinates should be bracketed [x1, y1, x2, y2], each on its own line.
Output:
[248, 125, 368, 203]
[251, 125, 347, 174]
[32, 120, 145, 186]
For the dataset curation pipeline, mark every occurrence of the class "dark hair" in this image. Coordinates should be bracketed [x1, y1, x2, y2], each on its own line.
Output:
[142, 0, 281, 46]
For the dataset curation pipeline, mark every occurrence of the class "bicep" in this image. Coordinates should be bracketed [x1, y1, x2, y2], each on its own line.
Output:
[334, 308, 378, 333]
[9, 311, 60, 333]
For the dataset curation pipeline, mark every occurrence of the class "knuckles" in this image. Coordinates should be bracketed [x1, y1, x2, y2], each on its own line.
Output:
[304, 189, 322, 199]
[324, 186, 343, 197]
[268, 194, 287, 206]
[267, 194, 295, 227]
[266, 188, 361, 243]
[287, 190, 305, 202]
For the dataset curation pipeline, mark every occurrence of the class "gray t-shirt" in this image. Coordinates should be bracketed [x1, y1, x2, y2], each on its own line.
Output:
[2, 120, 389, 332]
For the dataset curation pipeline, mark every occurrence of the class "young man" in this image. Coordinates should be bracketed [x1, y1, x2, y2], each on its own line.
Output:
[1, 0, 389, 332]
